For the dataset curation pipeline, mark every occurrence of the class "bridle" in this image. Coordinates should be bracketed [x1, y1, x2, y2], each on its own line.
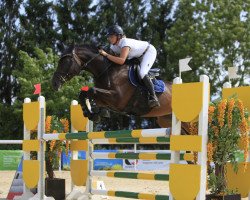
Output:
[59, 48, 100, 68]
[56, 47, 100, 82]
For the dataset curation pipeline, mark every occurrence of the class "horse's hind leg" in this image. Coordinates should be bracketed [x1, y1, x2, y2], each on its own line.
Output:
[157, 115, 172, 128]
[157, 115, 190, 135]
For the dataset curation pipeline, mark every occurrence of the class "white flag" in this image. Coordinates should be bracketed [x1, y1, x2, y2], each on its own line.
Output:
[179, 57, 192, 72]
[228, 66, 239, 79]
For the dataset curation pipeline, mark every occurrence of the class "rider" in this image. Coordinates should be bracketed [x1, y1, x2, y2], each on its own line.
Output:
[99, 25, 160, 108]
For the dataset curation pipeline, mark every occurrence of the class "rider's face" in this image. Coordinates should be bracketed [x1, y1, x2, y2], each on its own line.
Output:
[107, 34, 118, 45]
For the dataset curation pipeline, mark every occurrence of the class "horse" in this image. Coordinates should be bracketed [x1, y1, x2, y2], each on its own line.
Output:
[52, 44, 190, 134]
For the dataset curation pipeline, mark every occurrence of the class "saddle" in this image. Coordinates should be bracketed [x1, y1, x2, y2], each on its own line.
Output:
[127, 62, 166, 93]
[122, 60, 166, 116]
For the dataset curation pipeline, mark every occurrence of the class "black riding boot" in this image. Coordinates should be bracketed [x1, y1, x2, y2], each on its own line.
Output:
[142, 75, 160, 108]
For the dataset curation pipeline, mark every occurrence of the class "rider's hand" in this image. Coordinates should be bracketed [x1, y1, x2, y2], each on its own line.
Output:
[99, 49, 108, 57]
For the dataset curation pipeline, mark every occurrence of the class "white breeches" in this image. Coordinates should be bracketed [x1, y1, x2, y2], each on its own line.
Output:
[138, 44, 157, 79]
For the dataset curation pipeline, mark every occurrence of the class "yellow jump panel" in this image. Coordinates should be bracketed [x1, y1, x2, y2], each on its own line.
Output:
[23, 102, 39, 131]
[172, 82, 203, 122]
[170, 135, 202, 152]
[226, 162, 250, 198]
[169, 164, 201, 200]
[23, 160, 39, 189]
[71, 105, 88, 131]
[222, 86, 250, 111]
[22, 140, 40, 152]
[70, 160, 88, 186]
[70, 140, 88, 151]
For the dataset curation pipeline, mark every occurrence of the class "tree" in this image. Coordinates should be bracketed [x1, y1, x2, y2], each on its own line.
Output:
[54, 0, 93, 44]
[19, 0, 57, 52]
[13, 47, 90, 117]
[0, 0, 23, 104]
[164, 0, 250, 96]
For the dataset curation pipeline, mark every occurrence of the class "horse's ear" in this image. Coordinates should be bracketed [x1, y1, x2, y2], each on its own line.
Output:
[57, 43, 67, 52]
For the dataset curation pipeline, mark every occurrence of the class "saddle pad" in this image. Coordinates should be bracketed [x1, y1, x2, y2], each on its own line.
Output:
[128, 66, 166, 93]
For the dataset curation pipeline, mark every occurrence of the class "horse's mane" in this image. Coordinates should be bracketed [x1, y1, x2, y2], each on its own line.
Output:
[61, 44, 99, 55]
[78, 44, 99, 54]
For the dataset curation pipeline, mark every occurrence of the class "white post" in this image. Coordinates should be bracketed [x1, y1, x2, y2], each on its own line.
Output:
[196, 75, 209, 200]
[38, 96, 46, 200]
[71, 100, 78, 192]
[85, 99, 93, 199]
[23, 98, 31, 194]
[134, 144, 137, 171]
[170, 77, 182, 163]
[169, 77, 182, 200]
[223, 82, 232, 88]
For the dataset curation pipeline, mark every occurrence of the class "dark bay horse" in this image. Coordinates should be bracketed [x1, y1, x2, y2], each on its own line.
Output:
[52, 44, 190, 134]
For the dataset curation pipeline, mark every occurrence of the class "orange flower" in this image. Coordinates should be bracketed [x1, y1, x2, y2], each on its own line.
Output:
[65, 140, 69, 156]
[45, 116, 52, 133]
[237, 100, 245, 120]
[207, 142, 214, 162]
[218, 99, 227, 128]
[208, 105, 215, 125]
[239, 118, 249, 168]
[50, 140, 55, 151]
[189, 122, 198, 135]
[60, 118, 69, 133]
[227, 98, 235, 128]
[212, 125, 219, 136]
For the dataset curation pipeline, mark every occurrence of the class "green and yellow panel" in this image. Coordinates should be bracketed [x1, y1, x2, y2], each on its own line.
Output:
[92, 152, 185, 160]
[92, 189, 169, 200]
[91, 171, 169, 181]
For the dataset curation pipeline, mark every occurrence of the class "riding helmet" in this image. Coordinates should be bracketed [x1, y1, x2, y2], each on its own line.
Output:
[107, 25, 124, 36]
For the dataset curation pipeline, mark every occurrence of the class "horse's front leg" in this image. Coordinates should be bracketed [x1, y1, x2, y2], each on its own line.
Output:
[87, 87, 119, 107]
[79, 87, 119, 121]
[78, 90, 92, 117]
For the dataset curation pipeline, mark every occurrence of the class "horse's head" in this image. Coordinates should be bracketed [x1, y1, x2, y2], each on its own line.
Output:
[52, 45, 99, 90]
[52, 45, 82, 90]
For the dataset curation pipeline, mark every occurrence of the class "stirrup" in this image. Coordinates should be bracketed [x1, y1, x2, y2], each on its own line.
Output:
[149, 96, 160, 108]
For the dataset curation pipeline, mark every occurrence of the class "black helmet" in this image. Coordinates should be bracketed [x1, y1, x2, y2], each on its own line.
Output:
[107, 25, 124, 36]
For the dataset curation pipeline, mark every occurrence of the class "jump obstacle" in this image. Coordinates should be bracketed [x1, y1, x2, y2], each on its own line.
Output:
[1, 74, 249, 200]
[17, 75, 209, 200]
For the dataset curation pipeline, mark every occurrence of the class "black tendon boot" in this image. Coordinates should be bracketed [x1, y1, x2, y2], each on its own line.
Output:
[142, 75, 160, 108]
